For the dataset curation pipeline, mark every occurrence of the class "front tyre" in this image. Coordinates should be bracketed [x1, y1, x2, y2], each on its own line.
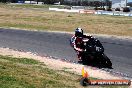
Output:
[102, 54, 112, 69]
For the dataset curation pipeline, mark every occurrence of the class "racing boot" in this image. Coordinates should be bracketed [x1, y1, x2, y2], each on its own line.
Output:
[77, 55, 82, 63]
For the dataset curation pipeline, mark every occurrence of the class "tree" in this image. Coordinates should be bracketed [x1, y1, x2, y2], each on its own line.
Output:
[42, 0, 59, 4]
[59, 0, 64, 5]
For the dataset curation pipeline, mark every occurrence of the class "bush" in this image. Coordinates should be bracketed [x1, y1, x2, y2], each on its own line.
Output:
[94, 7, 105, 10]
[115, 8, 120, 11]
[123, 7, 130, 12]
[99, 8, 105, 10]
[94, 7, 98, 10]
[102, 8, 105, 10]
[107, 8, 112, 11]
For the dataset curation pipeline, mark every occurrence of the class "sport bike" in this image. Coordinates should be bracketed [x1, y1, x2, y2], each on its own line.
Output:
[70, 36, 112, 68]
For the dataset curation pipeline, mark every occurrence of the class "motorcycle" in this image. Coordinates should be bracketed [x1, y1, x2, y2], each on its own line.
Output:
[70, 36, 112, 69]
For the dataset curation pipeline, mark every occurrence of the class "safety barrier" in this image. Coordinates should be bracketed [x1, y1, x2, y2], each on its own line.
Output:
[79, 10, 95, 14]
[49, 7, 79, 13]
[49, 8, 132, 17]
[95, 11, 132, 17]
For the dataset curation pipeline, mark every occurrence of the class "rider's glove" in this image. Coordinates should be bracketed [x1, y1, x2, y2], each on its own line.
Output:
[96, 47, 100, 52]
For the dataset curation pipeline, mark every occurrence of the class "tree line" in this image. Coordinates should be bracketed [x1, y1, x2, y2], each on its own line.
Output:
[0, 0, 59, 3]
[0, 0, 112, 8]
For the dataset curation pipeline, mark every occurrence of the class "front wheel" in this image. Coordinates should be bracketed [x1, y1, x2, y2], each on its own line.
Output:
[101, 54, 112, 69]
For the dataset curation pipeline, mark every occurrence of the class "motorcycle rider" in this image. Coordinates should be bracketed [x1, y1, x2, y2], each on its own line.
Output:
[72, 28, 93, 62]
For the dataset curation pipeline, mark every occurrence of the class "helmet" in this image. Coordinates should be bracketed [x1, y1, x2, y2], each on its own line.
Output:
[75, 28, 83, 37]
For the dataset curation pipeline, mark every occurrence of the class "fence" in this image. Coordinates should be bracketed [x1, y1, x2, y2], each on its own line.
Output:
[49, 8, 132, 17]
[49, 7, 79, 13]
[95, 11, 132, 17]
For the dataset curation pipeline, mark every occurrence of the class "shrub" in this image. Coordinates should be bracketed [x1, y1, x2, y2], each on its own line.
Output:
[102, 8, 105, 10]
[107, 8, 112, 11]
[99, 8, 105, 10]
[115, 8, 120, 11]
[123, 7, 130, 12]
[94, 7, 105, 10]
[94, 7, 98, 10]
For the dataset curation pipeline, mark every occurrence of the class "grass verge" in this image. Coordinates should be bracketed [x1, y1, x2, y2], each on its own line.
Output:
[0, 55, 129, 88]
[8, 4, 65, 9]
[0, 55, 81, 88]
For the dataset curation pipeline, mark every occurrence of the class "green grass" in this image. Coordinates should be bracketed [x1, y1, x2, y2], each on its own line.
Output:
[0, 55, 82, 88]
[0, 55, 129, 88]
[6, 3, 65, 9]
[0, 55, 39, 65]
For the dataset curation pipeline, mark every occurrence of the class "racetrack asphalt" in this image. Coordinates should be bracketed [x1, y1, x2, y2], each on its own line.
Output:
[0, 28, 132, 78]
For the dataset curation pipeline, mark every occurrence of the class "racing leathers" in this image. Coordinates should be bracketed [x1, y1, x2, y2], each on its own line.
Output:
[72, 35, 93, 61]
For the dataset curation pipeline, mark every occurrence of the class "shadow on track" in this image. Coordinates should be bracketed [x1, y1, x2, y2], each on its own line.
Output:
[78, 57, 113, 69]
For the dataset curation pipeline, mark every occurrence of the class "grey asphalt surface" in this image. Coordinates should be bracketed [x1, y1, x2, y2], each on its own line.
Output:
[0, 28, 132, 78]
